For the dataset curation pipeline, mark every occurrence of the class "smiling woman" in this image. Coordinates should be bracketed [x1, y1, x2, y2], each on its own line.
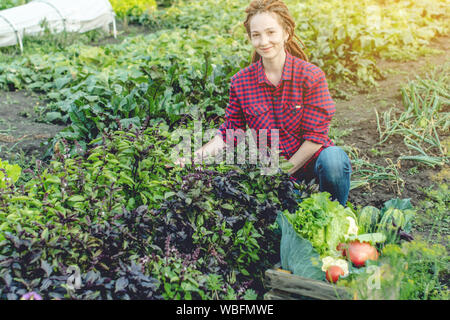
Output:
[173, 0, 352, 206]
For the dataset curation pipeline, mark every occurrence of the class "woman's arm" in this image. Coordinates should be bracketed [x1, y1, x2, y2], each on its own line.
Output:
[286, 140, 322, 175]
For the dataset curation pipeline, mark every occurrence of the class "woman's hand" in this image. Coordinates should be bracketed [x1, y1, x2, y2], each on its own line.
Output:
[166, 135, 225, 169]
[166, 155, 194, 168]
[172, 152, 202, 168]
[173, 156, 188, 168]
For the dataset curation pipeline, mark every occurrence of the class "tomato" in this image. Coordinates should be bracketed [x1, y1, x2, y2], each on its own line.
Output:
[326, 265, 344, 283]
[348, 241, 379, 268]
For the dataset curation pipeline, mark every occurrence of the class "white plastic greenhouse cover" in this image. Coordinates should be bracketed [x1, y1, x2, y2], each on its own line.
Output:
[0, 0, 117, 52]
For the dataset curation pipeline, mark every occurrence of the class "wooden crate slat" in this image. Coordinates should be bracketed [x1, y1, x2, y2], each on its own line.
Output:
[265, 268, 351, 300]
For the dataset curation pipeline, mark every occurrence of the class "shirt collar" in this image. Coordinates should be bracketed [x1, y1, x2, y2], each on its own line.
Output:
[257, 50, 294, 86]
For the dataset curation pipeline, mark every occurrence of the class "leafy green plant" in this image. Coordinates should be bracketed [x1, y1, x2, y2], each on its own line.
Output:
[0, 159, 21, 188]
[152, 161, 309, 280]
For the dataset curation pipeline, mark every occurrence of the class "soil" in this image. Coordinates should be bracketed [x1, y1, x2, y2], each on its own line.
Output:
[0, 91, 65, 159]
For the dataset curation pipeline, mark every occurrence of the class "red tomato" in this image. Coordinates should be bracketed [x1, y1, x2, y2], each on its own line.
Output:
[326, 265, 345, 283]
[348, 241, 379, 268]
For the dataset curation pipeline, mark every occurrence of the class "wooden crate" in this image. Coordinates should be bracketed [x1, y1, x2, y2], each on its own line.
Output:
[264, 264, 351, 300]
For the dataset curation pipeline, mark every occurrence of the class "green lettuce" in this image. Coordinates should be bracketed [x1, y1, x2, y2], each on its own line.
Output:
[285, 192, 358, 256]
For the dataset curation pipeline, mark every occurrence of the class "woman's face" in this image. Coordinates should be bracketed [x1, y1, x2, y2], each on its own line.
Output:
[249, 12, 289, 61]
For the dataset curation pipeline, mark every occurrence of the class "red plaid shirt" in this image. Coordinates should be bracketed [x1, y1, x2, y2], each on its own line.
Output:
[217, 51, 335, 177]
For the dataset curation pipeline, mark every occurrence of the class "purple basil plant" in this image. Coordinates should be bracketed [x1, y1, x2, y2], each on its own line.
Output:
[20, 292, 43, 300]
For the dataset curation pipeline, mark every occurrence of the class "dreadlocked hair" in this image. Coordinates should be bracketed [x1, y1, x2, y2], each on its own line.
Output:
[244, 0, 308, 63]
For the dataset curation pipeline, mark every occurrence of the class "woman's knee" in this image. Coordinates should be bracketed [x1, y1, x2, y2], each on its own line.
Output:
[315, 147, 352, 181]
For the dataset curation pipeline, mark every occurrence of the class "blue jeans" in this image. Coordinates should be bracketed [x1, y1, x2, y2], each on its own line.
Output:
[293, 146, 351, 206]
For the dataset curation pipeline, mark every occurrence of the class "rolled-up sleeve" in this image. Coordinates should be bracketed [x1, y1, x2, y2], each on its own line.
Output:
[217, 82, 246, 145]
[301, 68, 335, 145]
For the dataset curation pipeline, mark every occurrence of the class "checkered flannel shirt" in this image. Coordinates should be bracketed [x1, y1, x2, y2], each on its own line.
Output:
[217, 51, 336, 178]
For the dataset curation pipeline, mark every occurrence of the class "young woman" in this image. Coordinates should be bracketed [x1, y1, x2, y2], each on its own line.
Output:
[175, 0, 351, 206]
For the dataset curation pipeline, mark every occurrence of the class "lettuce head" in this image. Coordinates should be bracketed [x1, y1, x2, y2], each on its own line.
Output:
[286, 192, 358, 256]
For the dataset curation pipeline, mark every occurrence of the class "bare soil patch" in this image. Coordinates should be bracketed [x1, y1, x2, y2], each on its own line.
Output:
[0, 90, 65, 159]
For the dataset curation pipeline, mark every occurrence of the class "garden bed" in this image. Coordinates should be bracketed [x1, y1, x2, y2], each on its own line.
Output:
[0, 0, 448, 300]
